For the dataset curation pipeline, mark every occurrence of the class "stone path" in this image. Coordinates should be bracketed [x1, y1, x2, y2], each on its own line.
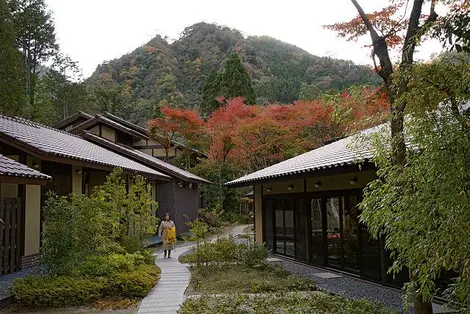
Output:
[137, 244, 193, 314]
[138, 224, 252, 314]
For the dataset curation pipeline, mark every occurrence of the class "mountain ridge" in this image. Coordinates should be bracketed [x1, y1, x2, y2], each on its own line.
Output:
[86, 22, 380, 124]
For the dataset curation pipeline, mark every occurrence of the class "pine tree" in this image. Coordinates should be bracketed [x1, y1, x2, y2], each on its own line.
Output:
[0, 0, 25, 115]
[201, 53, 256, 116]
[219, 53, 256, 104]
[10, 0, 58, 117]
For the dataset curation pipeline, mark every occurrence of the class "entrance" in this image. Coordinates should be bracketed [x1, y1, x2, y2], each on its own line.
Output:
[264, 192, 382, 282]
[310, 196, 360, 273]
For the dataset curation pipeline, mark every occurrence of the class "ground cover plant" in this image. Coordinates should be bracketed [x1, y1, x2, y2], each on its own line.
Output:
[179, 227, 394, 313]
[179, 291, 397, 314]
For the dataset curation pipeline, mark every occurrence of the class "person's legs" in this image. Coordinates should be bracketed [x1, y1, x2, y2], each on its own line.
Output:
[164, 250, 167, 258]
[167, 250, 171, 258]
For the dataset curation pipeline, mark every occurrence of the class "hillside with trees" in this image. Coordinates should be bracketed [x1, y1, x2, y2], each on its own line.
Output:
[87, 22, 381, 124]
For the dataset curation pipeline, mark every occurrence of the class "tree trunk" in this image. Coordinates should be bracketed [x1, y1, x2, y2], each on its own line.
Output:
[164, 146, 169, 162]
[349, 1, 436, 312]
[414, 292, 433, 314]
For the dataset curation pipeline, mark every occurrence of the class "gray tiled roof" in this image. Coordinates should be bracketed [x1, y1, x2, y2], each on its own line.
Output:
[83, 132, 211, 184]
[53, 111, 93, 129]
[0, 116, 171, 180]
[226, 126, 381, 187]
[0, 154, 51, 181]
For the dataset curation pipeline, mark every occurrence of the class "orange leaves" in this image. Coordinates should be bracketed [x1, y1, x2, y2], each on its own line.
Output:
[147, 107, 203, 152]
[147, 90, 390, 171]
[324, 2, 407, 48]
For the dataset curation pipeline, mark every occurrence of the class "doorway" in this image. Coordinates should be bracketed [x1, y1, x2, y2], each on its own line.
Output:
[309, 194, 372, 277]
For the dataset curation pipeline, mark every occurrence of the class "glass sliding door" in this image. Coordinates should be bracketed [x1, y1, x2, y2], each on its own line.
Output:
[275, 202, 285, 254]
[294, 199, 308, 261]
[360, 227, 381, 280]
[284, 204, 295, 257]
[273, 199, 295, 257]
[263, 199, 275, 251]
[343, 196, 360, 272]
[325, 197, 342, 267]
[310, 198, 324, 266]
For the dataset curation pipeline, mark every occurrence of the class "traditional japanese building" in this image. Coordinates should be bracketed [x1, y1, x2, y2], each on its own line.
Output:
[227, 126, 409, 287]
[0, 114, 210, 274]
[53, 112, 210, 232]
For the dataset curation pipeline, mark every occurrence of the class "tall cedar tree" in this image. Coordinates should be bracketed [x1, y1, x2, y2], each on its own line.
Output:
[201, 53, 256, 116]
[10, 0, 58, 117]
[0, 0, 24, 115]
[326, 1, 468, 313]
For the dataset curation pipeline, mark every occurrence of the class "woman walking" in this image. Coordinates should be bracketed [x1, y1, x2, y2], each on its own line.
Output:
[158, 213, 176, 258]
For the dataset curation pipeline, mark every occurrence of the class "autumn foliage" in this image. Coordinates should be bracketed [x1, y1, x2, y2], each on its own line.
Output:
[147, 107, 203, 161]
[148, 89, 388, 172]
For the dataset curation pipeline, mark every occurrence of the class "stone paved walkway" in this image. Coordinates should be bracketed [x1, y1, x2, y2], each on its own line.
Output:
[137, 244, 193, 314]
[138, 224, 252, 314]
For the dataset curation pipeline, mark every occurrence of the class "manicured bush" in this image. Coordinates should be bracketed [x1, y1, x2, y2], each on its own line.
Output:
[11, 264, 160, 308]
[11, 276, 103, 308]
[181, 238, 268, 269]
[76, 253, 136, 278]
[103, 264, 160, 298]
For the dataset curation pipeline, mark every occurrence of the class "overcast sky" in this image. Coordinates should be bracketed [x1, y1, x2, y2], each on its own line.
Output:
[45, 0, 444, 78]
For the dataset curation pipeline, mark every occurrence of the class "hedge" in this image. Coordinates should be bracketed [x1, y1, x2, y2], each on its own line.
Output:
[11, 264, 160, 308]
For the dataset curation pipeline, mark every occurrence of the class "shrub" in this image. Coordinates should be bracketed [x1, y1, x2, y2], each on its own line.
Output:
[237, 242, 268, 268]
[11, 264, 161, 308]
[182, 238, 267, 269]
[41, 193, 109, 275]
[76, 251, 156, 278]
[103, 264, 160, 298]
[76, 253, 136, 278]
[135, 249, 156, 265]
[11, 276, 103, 308]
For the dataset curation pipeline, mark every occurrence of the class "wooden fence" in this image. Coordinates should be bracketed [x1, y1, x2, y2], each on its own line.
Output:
[0, 197, 23, 275]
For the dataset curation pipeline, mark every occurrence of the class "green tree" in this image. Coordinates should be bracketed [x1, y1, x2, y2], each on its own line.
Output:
[201, 53, 255, 116]
[360, 57, 470, 310]
[298, 83, 322, 100]
[0, 0, 24, 115]
[219, 53, 256, 104]
[192, 160, 240, 218]
[42, 193, 107, 275]
[201, 70, 221, 116]
[34, 54, 87, 125]
[10, 0, 58, 117]
[93, 168, 157, 252]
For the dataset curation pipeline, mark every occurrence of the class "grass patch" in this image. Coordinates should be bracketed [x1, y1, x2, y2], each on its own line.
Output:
[179, 293, 398, 314]
[187, 264, 316, 294]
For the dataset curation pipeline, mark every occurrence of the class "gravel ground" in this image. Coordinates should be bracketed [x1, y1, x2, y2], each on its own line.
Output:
[0, 267, 39, 300]
[276, 259, 411, 313]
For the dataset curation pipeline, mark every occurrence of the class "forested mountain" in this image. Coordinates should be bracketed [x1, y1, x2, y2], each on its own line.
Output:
[87, 22, 380, 124]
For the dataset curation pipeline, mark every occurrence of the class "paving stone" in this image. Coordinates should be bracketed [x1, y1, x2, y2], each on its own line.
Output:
[138, 226, 250, 314]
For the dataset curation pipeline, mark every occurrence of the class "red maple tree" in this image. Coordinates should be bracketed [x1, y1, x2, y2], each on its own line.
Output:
[148, 107, 203, 161]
